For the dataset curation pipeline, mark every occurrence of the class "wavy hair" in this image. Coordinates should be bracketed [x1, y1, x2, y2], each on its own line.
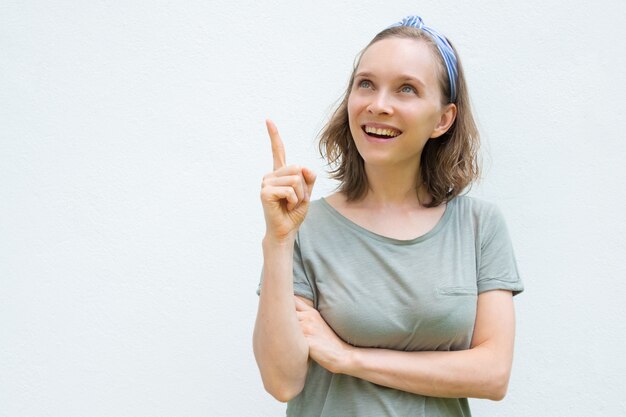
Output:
[318, 26, 481, 208]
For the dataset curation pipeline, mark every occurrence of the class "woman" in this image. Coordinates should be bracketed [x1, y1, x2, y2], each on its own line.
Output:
[253, 15, 524, 416]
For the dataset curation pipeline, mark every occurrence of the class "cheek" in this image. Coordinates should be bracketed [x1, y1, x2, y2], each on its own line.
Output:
[347, 96, 368, 131]
[347, 97, 355, 118]
[347, 98, 359, 128]
[347, 93, 366, 115]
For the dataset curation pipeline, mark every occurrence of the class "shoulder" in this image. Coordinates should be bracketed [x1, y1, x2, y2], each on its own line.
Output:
[451, 194, 509, 235]
[452, 194, 503, 219]
[303, 198, 331, 222]
[294, 197, 347, 253]
[296, 198, 336, 236]
[452, 194, 499, 214]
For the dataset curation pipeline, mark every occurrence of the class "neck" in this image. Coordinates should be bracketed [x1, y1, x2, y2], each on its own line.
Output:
[360, 162, 430, 209]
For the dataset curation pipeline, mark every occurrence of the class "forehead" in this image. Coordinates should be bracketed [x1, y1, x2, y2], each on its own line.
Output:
[357, 37, 440, 88]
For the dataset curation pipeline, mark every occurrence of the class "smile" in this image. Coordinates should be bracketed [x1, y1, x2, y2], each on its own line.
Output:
[361, 125, 402, 140]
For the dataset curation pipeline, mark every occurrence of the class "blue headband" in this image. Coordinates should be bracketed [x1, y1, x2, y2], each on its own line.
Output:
[387, 15, 458, 103]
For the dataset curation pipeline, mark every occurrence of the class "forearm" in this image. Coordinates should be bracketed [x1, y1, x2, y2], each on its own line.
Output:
[343, 344, 511, 400]
[253, 236, 309, 402]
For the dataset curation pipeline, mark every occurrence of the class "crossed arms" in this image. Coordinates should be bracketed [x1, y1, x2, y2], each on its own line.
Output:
[253, 237, 516, 403]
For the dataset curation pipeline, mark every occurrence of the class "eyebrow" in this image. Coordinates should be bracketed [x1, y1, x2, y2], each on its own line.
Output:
[354, 71, 426, 88]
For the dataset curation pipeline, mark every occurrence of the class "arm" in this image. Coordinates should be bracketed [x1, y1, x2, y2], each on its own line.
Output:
[253, 237, 310, 402]
[253, 119, 317, 403]
[297, 290, 516, 400]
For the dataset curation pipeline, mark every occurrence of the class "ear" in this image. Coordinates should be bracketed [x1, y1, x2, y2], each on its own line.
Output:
[430, 103, 457, 139]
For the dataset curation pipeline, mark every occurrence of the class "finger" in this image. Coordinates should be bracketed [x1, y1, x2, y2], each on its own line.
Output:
[275, 164, 301, 177]
[266, 119, 286, 171]
[263, 175, 305, 205]
[295, 296, 313, 311]
[260, 186, 298, 209]
[263, 164, 302, 180]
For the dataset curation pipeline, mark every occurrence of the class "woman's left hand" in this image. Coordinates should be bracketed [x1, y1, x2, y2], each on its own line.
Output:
[295, 296, 354, 374]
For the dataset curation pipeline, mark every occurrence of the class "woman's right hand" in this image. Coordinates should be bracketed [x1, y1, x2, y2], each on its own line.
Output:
[260, 119, 317, 243]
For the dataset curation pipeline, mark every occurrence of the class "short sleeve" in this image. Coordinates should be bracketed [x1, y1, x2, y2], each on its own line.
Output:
[477, 205, 524, 296]
[256, 233, 316, 304]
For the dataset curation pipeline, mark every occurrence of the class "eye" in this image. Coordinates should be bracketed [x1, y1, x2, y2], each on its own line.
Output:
[400, 84, 418, 94]
[356, 79, 372, 89]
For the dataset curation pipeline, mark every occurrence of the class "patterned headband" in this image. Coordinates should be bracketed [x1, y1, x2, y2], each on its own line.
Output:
[387, 15, 458, 103]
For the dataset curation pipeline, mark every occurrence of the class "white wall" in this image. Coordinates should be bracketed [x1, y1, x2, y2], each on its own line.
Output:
[2, 0, 625, 415]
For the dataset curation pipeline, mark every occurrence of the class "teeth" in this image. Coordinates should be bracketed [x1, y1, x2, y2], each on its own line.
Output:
[364, 126, 401, 137]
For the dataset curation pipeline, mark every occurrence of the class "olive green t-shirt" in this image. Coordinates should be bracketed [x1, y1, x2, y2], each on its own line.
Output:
[257, 195, 524, 417]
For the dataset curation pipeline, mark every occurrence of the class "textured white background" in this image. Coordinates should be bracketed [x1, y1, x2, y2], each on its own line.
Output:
[2, 0, 625, 416]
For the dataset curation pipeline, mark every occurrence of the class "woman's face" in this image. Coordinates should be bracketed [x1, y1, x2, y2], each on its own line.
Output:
[347, 37, 456, 171]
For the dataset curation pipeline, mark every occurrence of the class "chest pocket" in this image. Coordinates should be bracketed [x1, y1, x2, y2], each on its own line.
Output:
[437, 285, 477, 296]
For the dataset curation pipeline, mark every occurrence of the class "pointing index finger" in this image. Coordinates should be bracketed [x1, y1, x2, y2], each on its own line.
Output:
[266, 119, 286, 170]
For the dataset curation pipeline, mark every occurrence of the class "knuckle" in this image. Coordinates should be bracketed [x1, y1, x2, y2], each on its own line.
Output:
[261, 181, 271, 190]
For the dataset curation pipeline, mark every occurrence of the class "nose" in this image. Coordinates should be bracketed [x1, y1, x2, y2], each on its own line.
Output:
[366, 91, 393, 115]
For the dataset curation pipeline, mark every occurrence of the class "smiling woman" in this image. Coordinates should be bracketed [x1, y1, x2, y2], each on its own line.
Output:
[253, 15, 523, 417]
[321, 23, 479, 207]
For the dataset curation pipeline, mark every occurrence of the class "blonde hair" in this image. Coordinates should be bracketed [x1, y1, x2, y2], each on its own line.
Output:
[318, 26, 481, 208]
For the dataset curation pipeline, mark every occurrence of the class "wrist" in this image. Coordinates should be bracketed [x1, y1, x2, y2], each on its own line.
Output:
[338, 344, 360, 375]
[263, 233, 296, 249]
